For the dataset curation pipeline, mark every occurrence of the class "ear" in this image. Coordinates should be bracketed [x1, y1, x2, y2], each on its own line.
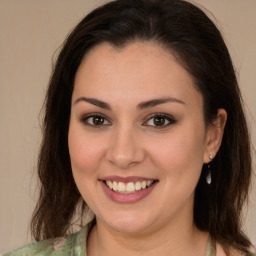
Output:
[203, 108, 227, 163]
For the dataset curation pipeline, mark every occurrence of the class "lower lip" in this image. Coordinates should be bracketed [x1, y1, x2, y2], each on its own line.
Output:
[101, 181, 157, 204]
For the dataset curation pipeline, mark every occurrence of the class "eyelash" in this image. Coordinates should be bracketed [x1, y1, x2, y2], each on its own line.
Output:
[142, 113, 176, 128]
[81, 113, 111, 128]
[81, 113, 176, 128]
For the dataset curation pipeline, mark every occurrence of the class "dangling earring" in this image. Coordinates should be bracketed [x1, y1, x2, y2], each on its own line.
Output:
[206, 155, 213, 185]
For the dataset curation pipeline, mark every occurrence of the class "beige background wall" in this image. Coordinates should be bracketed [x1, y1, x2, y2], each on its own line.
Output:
[0, 0, 255, 253]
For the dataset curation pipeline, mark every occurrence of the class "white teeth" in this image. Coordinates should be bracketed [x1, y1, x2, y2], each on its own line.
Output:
[135, 181, 142, 191]
[117, 182, 126, 192]
[113, 181, 118, 191]
[141, 181, 147, 189]
[106, 180, 113, 189]
[146, 181, 152, 186]
[126, 182, 135, 192]
[105, 180, 154, 193]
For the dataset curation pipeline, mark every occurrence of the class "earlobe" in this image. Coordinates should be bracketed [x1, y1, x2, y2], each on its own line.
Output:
[203, 108, 227, 163]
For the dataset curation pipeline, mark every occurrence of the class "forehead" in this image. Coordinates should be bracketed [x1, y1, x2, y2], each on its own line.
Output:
[73, 41, 202, 108]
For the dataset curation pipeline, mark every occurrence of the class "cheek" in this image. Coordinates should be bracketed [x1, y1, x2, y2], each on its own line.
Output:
[148, 126, 205, 182]
[68, 124, 108, 206]
[68, 124, 105, 178]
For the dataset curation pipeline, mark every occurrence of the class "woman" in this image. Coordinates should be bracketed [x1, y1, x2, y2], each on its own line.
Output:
[4, 0, 255, 255]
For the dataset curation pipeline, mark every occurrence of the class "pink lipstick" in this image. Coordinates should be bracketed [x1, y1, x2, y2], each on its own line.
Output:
[100, 176, 158, 203]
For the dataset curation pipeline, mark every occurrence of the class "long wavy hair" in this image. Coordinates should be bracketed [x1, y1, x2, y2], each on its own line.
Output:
[31, 0, 253, 254]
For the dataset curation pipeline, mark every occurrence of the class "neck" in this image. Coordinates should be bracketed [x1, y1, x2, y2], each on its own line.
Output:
[87, 216, 209, 256]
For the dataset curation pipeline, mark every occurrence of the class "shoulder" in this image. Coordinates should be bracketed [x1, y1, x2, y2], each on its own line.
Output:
[3, 224, 90, 256]
[3, 239, 57, 256]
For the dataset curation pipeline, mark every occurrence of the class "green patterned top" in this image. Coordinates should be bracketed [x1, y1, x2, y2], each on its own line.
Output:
[3, 224, 89, 256]
[3, 223, 255, 256]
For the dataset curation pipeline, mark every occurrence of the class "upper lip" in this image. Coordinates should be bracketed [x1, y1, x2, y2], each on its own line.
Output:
[100, 175, 158, 183]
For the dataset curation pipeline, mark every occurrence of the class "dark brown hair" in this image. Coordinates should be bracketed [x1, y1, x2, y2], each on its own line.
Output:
[31, 0, 253, 253]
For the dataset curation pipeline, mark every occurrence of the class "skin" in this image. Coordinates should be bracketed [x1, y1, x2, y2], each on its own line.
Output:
[68, 41, 227, 256]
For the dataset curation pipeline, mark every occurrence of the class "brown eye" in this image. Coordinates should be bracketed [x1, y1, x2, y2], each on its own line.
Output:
[143, 114, 176, 128]
[153, 116, 165, 126]
[92, 116, 104, 125]
[82, 114, 111, 127]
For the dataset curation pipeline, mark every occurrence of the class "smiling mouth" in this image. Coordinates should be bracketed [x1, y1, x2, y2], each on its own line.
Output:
[103, 180, 156, 194]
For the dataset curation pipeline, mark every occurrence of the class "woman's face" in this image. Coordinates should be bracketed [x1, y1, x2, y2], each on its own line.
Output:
[68, 42, 214, 234]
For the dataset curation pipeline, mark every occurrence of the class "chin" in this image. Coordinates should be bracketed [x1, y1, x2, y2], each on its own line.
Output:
[98, 211, 155, 234]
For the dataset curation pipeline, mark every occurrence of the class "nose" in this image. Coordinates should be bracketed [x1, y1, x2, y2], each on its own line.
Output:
[106, 126, 146, 169]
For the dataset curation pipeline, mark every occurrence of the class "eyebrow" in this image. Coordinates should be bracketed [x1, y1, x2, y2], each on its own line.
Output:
[74, 97, 112, 110]
[73, 96, 185, 110]
[137, 97, 185, 109]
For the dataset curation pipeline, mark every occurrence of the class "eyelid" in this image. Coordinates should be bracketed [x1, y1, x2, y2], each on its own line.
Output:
[142, 113, 177, 128]
[80, 112, 176, 128]
[81, 112, 112, 127]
